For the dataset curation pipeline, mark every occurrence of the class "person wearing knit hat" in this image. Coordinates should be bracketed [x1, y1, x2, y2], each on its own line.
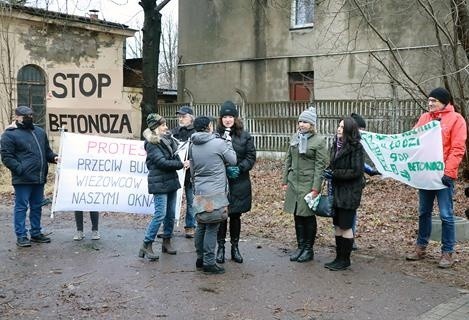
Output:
[139, 112, 190, 260]
[428, 87, 451, 106]
[214, 100, 256, 265]
[406, 87, 467, 269]
[146, 113, 166, 131]
[282, 107, 328, 263]
[298, 107, 317, 126]
[219, 100, 239, 118]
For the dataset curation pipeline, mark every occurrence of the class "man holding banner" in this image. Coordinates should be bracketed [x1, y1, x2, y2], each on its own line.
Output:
[171, 106, 196, 238]
[406, 87, 466, 268]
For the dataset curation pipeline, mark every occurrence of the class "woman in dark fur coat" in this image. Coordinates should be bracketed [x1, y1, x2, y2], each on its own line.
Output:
[324, 117, 365, 271]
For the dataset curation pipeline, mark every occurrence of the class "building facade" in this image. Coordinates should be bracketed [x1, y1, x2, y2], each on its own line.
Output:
[178, 0, 465, 103]
[0, 4, 143, 141]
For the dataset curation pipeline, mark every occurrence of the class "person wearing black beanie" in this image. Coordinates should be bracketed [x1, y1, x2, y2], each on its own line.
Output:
[215, 100, 256, 265]
[428, 87, 451, 106]
[406, 87, 467, 269]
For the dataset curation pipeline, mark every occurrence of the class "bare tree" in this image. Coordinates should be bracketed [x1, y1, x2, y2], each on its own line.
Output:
[0, 3, 16, 130]
[159, 14, 177, 89]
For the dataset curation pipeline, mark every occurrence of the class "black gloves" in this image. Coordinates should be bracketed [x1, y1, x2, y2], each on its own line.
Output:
[441, 175, 453, 187]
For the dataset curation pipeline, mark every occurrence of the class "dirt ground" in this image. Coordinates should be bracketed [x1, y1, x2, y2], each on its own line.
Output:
[0, 204, 466, 320]
[1, 159, 468, 319]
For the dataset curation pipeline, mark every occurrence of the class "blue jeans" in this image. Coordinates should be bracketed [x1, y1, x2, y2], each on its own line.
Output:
[184, 185, 196, 229]
[417, 184, 455, 253]
[13, 184, 44, 238]
[144, 191, 177, 242]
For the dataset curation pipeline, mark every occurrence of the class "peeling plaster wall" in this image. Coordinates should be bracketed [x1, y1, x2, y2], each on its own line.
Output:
[179, 0, 461, 102]
[0, 13, 136, 140]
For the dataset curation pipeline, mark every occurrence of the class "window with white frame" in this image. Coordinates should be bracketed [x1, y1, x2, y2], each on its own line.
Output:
[291, 0, 314, 29]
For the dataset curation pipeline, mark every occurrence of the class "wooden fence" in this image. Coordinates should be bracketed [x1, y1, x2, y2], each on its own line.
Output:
[159, 100, 425, 152]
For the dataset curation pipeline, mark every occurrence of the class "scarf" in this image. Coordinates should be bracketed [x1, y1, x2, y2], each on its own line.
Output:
[291, 131, 313, 154]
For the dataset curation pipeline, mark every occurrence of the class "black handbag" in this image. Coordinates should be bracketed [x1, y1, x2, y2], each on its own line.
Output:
[313, 180, 334, 218]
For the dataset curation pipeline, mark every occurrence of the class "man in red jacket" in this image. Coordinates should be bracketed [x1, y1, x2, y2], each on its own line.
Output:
[406, 87, 467, 268]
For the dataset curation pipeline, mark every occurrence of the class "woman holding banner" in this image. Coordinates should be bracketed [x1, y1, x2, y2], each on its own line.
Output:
[138, 113, 189, 261]
[323, 117, 365, 271]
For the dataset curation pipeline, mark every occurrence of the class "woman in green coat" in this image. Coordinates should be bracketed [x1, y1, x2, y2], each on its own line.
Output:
[282, 107, 329, 262]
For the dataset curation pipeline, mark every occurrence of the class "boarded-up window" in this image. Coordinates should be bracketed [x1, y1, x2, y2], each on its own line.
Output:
[289, 72, 314, 101]
[17, 65, 46, 128]
[291, 0, 314, 29]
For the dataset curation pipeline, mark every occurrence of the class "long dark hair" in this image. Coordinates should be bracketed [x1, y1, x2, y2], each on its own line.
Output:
[216, 117, 244, 136]
[341, 117, 361, 145]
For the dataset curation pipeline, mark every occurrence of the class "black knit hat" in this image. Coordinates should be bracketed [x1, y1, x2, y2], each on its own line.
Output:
[428, 87, 451, 105]
[351, 113, 366, 129]
[219, 100, 239, 117]
[194, 116, 212, 132]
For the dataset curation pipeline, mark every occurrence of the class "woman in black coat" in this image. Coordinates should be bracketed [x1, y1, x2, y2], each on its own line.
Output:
[323, 117, 365, 271]
[215, 101, 256, 264]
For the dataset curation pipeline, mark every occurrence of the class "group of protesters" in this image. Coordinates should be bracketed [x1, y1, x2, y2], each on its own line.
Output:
[0, 86, 466, 273]
[137, 101, 256, 274]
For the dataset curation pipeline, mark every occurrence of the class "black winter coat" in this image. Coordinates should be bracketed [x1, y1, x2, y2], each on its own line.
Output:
[1, 123, 57, 185]
[217, 128, 256, 215]
[329, 140, 365, 210]
[144, 129, 183, 194]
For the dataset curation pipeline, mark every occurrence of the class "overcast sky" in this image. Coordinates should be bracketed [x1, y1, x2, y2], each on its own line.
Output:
[34, 0, 178, 29]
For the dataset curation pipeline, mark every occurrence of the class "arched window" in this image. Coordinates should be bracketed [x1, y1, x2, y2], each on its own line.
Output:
[17, 65, 46, 128]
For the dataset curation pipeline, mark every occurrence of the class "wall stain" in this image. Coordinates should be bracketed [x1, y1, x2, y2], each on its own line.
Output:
[19, 24, 115, 67]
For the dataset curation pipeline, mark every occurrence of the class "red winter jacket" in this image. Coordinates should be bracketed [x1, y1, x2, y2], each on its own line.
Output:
[414, 104, 467, 179]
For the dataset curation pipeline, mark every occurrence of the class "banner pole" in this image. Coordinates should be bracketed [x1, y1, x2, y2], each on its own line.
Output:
[50, 127, 66, 219]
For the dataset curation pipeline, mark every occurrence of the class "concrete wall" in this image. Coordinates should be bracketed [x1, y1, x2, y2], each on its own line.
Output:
[0, 8, 137, 142]
[178, 0, 464, 103]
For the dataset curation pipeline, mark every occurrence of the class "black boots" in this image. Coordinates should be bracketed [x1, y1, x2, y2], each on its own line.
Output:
[138, 241, 159, 260]
[325, 236, 353, 271]
[216, 218, 243, 263]
[290, 217, 305, 261]
[216, 221, 227, 263]
[230, 216, 243, 263]
[291, 216, 316, 263]
[296, 217, 316, 263]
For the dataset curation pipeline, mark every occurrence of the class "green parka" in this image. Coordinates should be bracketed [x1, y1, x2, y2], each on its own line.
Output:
[283, 132, 329, 217]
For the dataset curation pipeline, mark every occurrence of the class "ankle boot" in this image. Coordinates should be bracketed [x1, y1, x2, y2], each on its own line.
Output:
[325, 236, 342, 269]
[138, 241, 159, 260]
[231, 241, 243, 263]
[216, 241, 225, 264]
[328, 238, 353, 271]
[162, 238, 177, 255]
[290, 216, 305, 261]
[297, 217, 315, 262]
[216, 221, 227, 263]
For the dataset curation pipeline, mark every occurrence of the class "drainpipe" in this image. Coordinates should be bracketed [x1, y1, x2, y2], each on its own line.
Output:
[184, 88, 194, 107]
[235, 88, 247, 118]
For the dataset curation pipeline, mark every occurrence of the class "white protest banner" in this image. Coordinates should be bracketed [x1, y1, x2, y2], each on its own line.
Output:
[53, 132, 152, 214]
[360, 120, 445, 190]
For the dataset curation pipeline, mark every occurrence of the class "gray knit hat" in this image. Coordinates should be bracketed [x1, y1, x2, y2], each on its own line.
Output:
[298, 107, 317, 126]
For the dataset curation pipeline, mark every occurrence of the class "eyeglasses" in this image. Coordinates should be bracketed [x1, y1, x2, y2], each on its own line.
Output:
[428, 98, 440, 104]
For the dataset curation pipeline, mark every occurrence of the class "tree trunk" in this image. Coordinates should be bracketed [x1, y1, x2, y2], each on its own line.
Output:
[139, 0, 162, 139]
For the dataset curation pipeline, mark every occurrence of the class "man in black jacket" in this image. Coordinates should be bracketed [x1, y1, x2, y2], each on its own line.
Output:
[171, 106, 196, 238]
[1, 106, 57, 247]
